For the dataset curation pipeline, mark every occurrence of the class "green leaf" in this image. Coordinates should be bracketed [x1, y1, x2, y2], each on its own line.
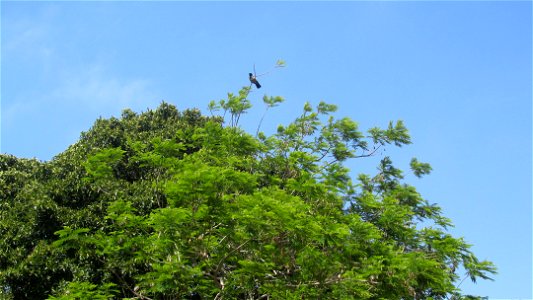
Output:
[410, 158, 433, 178]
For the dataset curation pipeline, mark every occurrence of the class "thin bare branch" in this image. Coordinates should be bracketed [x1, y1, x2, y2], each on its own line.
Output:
[256, 65, 284, 77]
[354, 144, 382, 159]
[215, 239, 252, 273]
[256, 60, 286, 77]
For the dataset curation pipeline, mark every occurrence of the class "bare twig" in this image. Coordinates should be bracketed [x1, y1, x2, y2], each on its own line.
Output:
[215, 239, 251, 273]
[256, 61, 285, 77]
[354, 144, 382, 159]
[456, 273, 469, 289]
[256, 107, 269, 137]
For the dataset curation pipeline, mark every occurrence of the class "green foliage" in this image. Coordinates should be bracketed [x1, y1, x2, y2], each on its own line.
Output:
[0, 93, 495, 299]
[209, 87, 252, 127]
[83, 147, 125, 181]
[410, 157, 433, 178]
[47, 281, 118, 300]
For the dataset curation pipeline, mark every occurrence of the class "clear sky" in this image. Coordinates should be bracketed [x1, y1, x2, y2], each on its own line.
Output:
[1, 1, 531, 298]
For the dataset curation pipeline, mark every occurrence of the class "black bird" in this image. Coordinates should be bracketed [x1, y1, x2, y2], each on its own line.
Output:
[249, 73, 261, 88]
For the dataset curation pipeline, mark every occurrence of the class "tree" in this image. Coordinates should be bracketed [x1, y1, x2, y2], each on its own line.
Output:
[0, 88, 495, 299]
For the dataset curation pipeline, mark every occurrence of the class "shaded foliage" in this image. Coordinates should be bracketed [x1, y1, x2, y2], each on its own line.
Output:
[1, 94, 494, 299]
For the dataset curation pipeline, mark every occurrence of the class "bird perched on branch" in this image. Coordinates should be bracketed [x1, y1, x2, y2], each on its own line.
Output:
[249, 73, 261, 89]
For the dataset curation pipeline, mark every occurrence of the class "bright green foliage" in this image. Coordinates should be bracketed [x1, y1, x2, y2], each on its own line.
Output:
[209, 87, 253, 127]
[83, 148, 125, 181]
[410, 158, 433, 178]
[0, 90, 495, 299]
[48, 281, 118, 299]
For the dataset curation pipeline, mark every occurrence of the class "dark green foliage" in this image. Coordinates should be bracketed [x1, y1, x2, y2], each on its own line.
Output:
[0, 94, 495, 299]
[410, 158, 433, 178]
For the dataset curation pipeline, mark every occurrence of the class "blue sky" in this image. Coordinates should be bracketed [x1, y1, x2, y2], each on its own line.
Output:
[1, 1, 531, 298]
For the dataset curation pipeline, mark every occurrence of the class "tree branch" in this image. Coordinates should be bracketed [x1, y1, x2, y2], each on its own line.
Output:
[354, 144, 382, 159]
[215, 239, 252, 273]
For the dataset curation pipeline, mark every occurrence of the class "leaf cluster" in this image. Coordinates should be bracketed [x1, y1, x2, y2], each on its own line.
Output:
[0, 92, 495, 299]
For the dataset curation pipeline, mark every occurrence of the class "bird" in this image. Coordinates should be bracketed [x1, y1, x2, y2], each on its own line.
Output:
[249, 73, 261, 89]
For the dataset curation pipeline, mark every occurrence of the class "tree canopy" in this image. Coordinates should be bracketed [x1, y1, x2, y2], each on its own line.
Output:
[0, 88, 495, 299]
